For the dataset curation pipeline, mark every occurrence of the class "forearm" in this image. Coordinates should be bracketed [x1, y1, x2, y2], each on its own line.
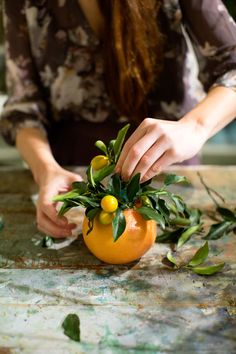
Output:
[16, 127, 60, 186]
[182, 86, 236, 140]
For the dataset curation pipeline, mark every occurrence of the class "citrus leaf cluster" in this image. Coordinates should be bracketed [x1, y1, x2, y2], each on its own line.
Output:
[165, 241, 225, 276]
[53, 125, 228, 276]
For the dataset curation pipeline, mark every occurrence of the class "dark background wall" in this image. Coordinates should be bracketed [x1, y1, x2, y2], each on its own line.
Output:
[0, 0, 235, 93]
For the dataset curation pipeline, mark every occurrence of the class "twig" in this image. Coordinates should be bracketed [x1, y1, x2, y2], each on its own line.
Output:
[197, 172, 225, 206]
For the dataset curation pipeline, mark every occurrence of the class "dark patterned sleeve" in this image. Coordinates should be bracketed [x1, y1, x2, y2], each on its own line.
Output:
[180, 0, 236, 93]
[0, 0, 48, 145]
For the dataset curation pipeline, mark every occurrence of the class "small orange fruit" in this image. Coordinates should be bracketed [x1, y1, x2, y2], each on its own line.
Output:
[91, 155, 109, 170]
[101, 195, 118, 213]
[82, 209, 157, 264]
[98, 210, 114, 225]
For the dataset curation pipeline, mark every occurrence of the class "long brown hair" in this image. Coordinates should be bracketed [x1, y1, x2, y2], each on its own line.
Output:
[99, 0, 164, 122]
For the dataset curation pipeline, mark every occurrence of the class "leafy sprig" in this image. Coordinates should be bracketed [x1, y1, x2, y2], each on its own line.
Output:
[53, 124, 193, 242]
[164, 241, 225, 276]
[53, 125, 227, 276]
[197, 172, 236, 240]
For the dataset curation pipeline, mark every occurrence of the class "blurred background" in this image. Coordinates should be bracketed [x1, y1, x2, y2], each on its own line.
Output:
[0, 0, 235, 166]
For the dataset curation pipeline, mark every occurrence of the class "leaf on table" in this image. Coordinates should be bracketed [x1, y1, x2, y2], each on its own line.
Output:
[0, 215, 4, 231]
[177, 224, 201, 248]
[166, 251, 178, 267]
[62, 313, 81, 342]
[188, 241, 209, 267]
[216, 206, 236, 222]
[156, 228, 184, 243]
[191, 262, 225, 276]
[161, 256, 176, 269]
[204, 221, 233, 240]
[42, 235, 55, 248]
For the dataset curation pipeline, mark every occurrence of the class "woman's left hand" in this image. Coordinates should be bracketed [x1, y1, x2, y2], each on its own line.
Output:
[116, 117, 208, 182]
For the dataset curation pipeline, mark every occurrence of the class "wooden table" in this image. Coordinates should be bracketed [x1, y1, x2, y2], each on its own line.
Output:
[0, 166, 235, 353]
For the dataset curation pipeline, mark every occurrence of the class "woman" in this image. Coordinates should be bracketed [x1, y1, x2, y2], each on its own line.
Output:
[1, 0, 236, 237]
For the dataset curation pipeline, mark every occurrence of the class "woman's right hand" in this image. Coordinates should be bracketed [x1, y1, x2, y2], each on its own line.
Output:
[36, 165, 83, 238]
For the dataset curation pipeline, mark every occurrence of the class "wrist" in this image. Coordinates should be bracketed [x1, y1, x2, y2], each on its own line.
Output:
[16, 127, 61, 186]
[34, 159, 62, 187]
[180, 112, 210, 144]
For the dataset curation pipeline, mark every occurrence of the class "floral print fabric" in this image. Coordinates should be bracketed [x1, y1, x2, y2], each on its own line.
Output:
[1, 0, 236, 145]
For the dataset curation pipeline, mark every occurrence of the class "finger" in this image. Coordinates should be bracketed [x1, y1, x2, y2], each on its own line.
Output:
[37, 212, 75, 238]
[115, 121, 147, 172]
[131, 137, 168, 180]
[119, 130, 161, 181]
[141, 150, 175, 182]
[38, 196, 69, 227]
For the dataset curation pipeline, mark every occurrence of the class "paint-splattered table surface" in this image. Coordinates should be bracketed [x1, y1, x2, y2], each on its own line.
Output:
[0, 166, 235, 354]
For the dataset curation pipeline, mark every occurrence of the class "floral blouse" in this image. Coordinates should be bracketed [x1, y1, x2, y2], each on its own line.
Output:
[1, 0, 236, 145]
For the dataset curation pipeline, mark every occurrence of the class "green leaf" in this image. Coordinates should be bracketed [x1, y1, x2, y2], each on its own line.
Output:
[42, 235, 55, 248]
[177, 224, 201, 248]
[93, 164, 115, 183]
[188, 242, 209, 267]
[86, 207, 100, 221]
[108, 139, 115, 153]
[71, 195, 99, 208]
[204, 221, 233, 240]
[113, 124, 130, 161]
[112, 208, 126, 242]
[189, 208, 202, 225]
[156, 199, 170, 219]
[140, 178, 153, 188]
[127, 173, 141, 201]
[156, 228, 184, 243]
[137, 206, 165, 229]
[0, 215, 4, 231]
[170, 217, 191, 227]
[171, 194, 185, 213]
[58, 202, 73, 216]
[216, 207, 236, 221]
[191, 262, 225, 276]
[95, 140, 107, 154]
[86, 165, 95, 188]
[111, 173, 121, 197]
[62, 313, 80, 342]
[167, 251, 178, 267]
[164, 174, 189, 186]
[71, 181, 87, 194]
[53, 190, 81, 202]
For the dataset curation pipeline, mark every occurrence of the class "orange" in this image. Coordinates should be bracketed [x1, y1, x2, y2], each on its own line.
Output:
[101, 195, 118, 213]
[82, 209, 157, 264]
[99, 210, 115, 225]
[91, 155, 109, 170]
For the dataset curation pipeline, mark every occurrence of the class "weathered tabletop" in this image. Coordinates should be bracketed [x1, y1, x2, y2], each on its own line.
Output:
[0, 166, 235, 354]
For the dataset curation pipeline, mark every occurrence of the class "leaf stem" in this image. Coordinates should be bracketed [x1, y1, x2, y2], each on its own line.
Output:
[197, 172, 225, 206]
